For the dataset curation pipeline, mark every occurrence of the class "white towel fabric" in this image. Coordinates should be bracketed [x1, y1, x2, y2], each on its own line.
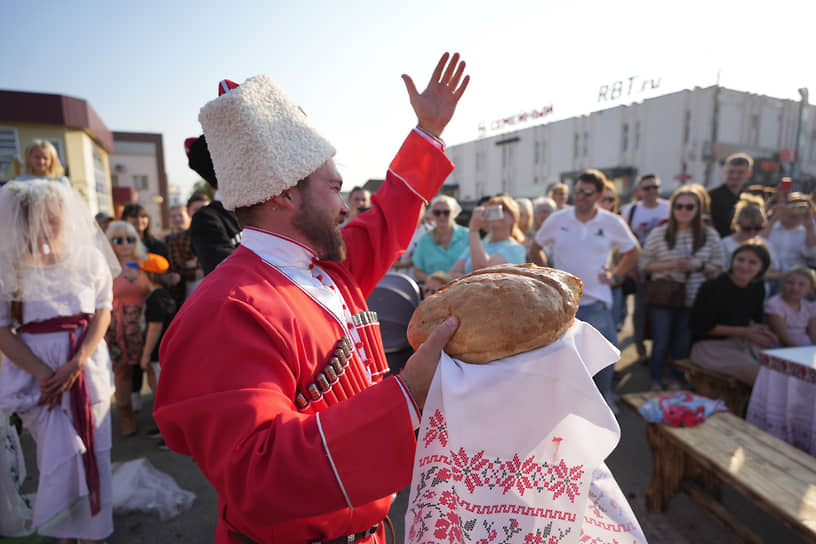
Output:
[406, 320, 647, 544]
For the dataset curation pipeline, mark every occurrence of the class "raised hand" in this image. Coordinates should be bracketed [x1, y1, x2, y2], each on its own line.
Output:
[402, 52, 470, 138]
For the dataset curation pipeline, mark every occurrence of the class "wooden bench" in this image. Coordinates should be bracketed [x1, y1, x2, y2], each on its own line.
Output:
[623, 390, 816, 543]
[675, 358, 753, 417]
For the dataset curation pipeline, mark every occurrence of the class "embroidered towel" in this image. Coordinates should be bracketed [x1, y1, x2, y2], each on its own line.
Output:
[406, 320, 647, 544]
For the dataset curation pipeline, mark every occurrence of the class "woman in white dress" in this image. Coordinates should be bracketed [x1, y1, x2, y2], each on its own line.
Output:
[0, 179, 115, 543]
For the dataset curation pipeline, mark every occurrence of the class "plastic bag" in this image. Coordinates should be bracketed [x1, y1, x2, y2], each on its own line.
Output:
[111, 458, 196, 521]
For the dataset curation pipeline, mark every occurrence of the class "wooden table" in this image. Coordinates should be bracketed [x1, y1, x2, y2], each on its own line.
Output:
[624, 390, 816, 543]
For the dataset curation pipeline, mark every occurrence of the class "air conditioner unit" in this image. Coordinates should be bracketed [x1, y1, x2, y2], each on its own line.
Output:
[114, 164, 127, 173]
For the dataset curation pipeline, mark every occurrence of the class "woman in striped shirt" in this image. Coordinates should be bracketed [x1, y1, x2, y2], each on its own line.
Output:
[639, 185, 725, 391]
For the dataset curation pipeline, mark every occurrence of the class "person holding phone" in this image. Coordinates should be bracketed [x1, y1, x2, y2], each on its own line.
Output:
[449, 194, 526, 277]
[763, 191, 816, 294]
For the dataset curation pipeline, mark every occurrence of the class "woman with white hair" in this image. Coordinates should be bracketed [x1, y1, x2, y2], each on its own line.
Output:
[0, 179, 114, 542]
[412, 195, 469, 283]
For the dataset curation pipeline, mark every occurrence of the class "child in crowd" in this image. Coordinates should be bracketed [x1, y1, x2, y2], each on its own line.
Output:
[138, 254, 176, 394]
[764, 265, 816, 347]
[422, 271, 452, 298]
[138, 254, 177, 448]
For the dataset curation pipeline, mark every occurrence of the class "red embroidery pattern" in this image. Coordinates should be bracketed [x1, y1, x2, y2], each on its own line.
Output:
[424, 409, 449, 447]
[408, 411, 585, 543]
[762, 353, 816, 384]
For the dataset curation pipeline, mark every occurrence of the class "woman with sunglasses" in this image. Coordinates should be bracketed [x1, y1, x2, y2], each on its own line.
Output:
[638, 187, 725, 391]
[721, 194, 781, 285]
[104, 221, 150, 436]
[412, 195, 469, 283]
[600, 181, 628, 331]
[450, 195, 526, 278]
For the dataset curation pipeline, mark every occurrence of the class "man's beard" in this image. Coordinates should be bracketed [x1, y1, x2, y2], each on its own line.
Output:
[292, 195, 347, 263]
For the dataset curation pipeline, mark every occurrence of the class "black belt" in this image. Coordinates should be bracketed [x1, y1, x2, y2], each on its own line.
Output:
[229, 522, 380, 544]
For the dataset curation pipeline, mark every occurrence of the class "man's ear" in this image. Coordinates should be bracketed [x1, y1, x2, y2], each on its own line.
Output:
[272, 189, 298, 210]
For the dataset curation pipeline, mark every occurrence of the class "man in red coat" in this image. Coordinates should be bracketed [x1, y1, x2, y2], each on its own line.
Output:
[154, 53, 469, 543]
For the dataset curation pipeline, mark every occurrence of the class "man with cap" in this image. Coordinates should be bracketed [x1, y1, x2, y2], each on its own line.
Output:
[154, 52, 469, 544]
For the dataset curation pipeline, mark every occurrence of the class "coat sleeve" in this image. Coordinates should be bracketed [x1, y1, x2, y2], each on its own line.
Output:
[190, 208, 236, 275]
[153, 297, 417, 526]
[340, 129, 454, 297]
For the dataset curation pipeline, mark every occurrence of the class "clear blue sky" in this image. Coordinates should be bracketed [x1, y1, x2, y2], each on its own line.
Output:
[2, 0, 814, 198]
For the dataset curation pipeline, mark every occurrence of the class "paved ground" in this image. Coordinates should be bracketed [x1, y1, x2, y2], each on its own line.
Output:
[14, 310, 808, 543]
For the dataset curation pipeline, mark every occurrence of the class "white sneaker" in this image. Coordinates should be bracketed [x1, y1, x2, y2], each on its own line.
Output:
[603, 392, 620, 415]
[131, 392, 142, 413]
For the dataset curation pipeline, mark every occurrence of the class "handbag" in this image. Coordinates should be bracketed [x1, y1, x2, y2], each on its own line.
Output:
[644, 276, 686, 309]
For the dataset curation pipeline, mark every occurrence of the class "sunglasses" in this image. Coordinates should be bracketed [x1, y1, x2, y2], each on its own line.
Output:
[641, 185, 660, 191]
[112, 236, 137, 245]
[432, 209, 451, 217]
[740, 225, 764, 232]
[673, 203, 696, 211]
[575, 189, 597, 198]
[601, 197, 615, 203]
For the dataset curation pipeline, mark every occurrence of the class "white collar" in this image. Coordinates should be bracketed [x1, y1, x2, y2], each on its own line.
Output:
[240, 227, 317, 270]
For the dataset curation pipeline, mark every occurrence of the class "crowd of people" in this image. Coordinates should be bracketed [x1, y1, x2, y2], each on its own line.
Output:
[2, 50, 816, 543]
[400, 152, 816, 409]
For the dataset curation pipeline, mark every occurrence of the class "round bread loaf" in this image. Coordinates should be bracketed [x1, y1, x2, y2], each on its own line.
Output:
[407, 264, 583, 363]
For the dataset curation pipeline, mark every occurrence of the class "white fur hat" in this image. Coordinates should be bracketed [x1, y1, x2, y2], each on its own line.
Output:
[199, 74, 336, 211]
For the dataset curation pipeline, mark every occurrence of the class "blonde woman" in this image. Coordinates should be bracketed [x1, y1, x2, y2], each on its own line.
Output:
[548, 183, 570, 210]
[18, 140, 71, 187]
[104, 221, 150, 436]
[450, 195, 526, 277]
[721, 194, 781, 283]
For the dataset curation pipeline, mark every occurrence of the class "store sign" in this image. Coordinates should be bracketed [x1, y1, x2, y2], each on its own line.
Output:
[478, 105, 554, 136]
[598, 76, 661, 102]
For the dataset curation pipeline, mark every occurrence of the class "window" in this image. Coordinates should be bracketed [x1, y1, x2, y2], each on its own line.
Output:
[583, 131, 589, 157]
[573, 133, 579, 159]
[0, 128, 20, 177]
[634, 121, 641, 151]
[622, 123, 629, 152]
[534, 141, 540, 164]
[93, 148, 107, 194]
[683, 110, 691, 144]
[132, 175, 148, 190]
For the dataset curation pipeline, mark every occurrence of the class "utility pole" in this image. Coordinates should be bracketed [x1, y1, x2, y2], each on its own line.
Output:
[704, 70, 722, 188]
[792, 88, 809, 183]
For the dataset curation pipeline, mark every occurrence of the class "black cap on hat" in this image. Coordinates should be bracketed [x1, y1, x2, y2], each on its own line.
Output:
[188, 135, 218, 189]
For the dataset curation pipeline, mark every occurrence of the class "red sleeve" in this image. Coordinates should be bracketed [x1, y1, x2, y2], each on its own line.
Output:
[340, 129, 454, 297]
[154, 296, 417, 526]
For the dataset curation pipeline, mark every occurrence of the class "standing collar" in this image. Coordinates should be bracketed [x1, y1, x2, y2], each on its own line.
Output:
[241, 227, 317, 269]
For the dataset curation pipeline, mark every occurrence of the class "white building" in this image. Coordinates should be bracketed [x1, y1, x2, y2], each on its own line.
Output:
[445, 86, 816, 204]
[109, 132, 170, 232]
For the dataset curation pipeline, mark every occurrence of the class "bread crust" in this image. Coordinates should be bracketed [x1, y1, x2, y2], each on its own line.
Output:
[406, 264, 583, 364]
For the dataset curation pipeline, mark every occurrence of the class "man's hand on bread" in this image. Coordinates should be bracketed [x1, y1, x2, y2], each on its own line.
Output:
[399, 316, 459, 410]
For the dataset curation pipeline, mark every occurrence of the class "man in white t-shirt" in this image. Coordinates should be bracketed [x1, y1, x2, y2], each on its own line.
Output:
[619, 173, 670, 361]
[535, 169, 640, 413]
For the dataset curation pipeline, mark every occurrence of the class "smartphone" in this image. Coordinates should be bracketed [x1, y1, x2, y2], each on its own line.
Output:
[486, 205, 504, 221]
[789, 201, 810, 216]
[779, 178, 792, 198]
